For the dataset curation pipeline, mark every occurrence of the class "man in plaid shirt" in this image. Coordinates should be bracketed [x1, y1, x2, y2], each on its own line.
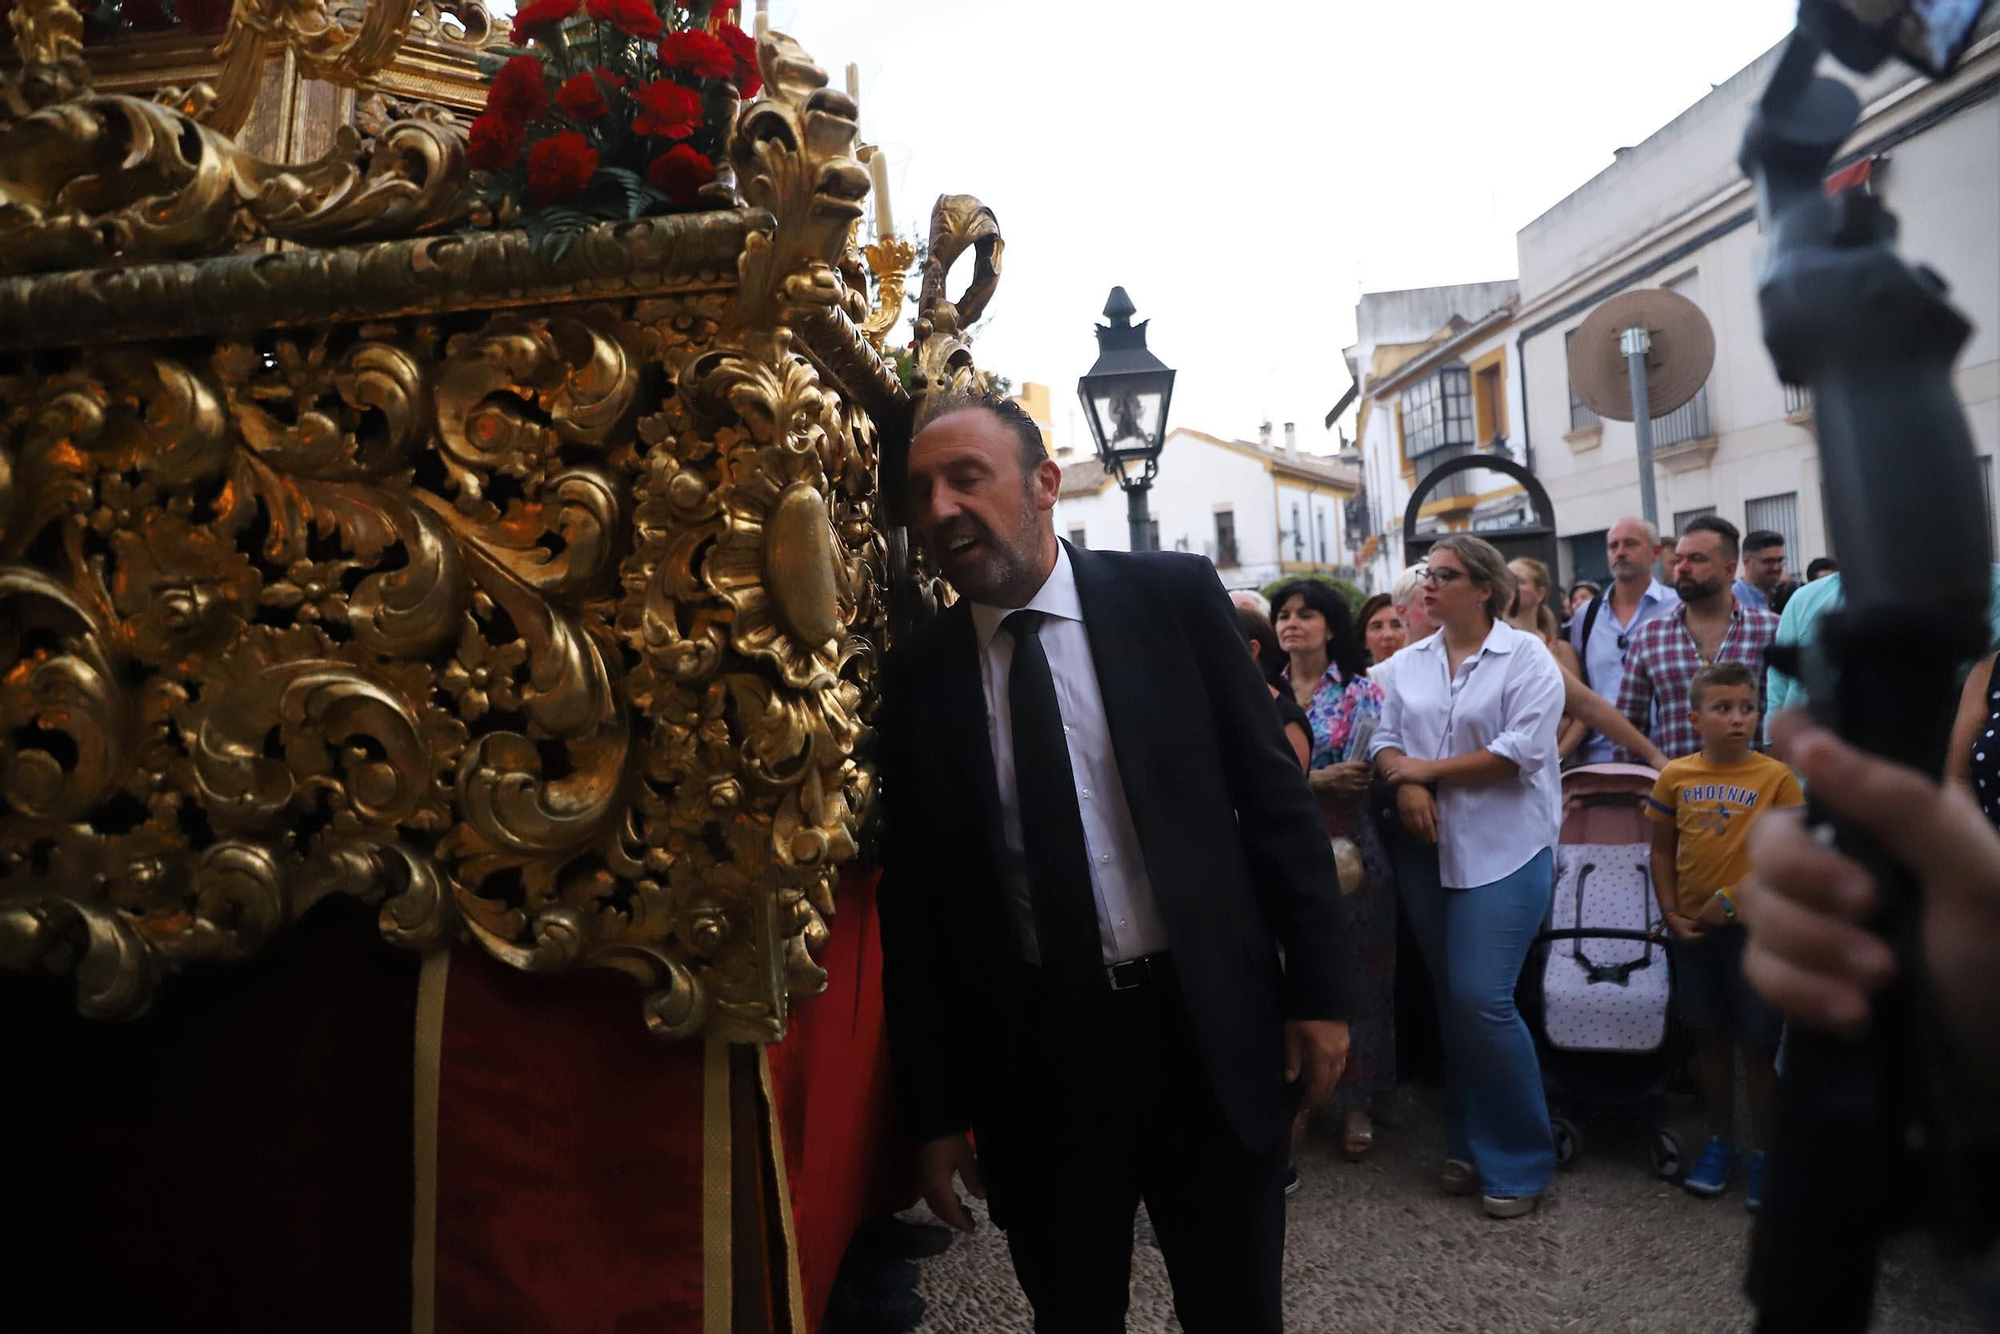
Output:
[1616, 515, 1780, 763]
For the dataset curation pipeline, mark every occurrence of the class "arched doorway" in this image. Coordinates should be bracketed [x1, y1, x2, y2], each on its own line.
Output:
[1401, 451, 1559, 571]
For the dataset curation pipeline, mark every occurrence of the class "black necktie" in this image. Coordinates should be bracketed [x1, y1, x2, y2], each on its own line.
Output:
[1004, 610, 1104, 981]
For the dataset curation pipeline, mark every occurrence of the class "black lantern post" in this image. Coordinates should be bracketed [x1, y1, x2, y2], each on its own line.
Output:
[1077, 287, 1176, 552]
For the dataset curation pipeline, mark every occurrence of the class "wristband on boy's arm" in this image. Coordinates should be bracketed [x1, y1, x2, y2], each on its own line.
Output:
[1713, 888, 1737, 922]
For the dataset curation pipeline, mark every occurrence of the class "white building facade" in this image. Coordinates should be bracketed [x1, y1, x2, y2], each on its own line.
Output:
[1515, 22, 2000, 586]
[1044, 416, 1360, 593]
[1343, 282, 1532, 592]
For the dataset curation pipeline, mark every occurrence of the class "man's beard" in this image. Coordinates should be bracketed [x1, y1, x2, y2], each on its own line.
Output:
[1675, 574, 1726, 602]
[1609, 556, 1649, 581]
[932, 510, 1043, 603]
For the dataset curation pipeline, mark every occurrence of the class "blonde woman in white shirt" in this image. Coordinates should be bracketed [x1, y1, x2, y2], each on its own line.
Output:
[1371, 535, 1564, 1220]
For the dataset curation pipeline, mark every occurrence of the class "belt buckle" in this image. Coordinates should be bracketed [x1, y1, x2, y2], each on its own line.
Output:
[1105, 956, 1147, 992]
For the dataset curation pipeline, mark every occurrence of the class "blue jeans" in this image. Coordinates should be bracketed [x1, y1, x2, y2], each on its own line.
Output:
[1395, 839, 1556, 1198]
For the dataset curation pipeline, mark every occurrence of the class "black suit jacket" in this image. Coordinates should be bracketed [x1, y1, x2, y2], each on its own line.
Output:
[874, 544, 1351, 1154]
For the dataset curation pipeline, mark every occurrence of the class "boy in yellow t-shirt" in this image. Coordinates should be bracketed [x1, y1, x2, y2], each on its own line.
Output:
[1646, 661, 1803, 1210]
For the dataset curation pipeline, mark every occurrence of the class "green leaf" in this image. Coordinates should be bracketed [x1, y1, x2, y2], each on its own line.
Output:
[594, 166, 654, 220]
[525, 205, 595, 262]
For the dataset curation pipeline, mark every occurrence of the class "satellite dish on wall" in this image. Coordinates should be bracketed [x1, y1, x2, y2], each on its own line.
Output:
[1567, 289, 1716, 421]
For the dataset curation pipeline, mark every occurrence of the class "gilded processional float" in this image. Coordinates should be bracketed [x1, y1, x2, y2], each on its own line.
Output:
[0, 0, 999, 1327]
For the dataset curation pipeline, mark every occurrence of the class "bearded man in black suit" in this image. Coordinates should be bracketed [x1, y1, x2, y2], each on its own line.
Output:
[873, 390, 1354, 1333]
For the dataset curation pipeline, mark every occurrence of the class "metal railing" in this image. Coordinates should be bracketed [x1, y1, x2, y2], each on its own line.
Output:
[1783, 381, 1813, 416]
[1653, 386, 1712, 448]
[1570, 399, 1601, 432]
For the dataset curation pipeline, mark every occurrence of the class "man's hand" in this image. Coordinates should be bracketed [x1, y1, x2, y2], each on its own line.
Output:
[1377, 753, 1434, 787]
[1284, 1019, 1350, 1111]
[1308, 761, 1372, 800]
[916, 1133, 986, 1234]
[1396, 783, 1438, 843]
[1746, 713, 2000, 1094]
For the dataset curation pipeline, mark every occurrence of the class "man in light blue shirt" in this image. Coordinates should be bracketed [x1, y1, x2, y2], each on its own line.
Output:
[1733, 529, 1787, 613]
[1569, 517, 1681, 763]
[1765, 567, 2000, 734]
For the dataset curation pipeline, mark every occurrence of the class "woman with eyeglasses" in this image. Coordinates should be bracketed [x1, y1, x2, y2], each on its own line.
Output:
[1370, 535, 1564, 1220]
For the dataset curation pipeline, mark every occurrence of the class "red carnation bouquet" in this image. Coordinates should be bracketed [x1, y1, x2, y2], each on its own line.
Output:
[466, 0, 759, 255]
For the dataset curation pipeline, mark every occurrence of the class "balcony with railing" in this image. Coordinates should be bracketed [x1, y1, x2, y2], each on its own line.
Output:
[1651, 386, 1718, 471]
[1783, 381, 1813, 422]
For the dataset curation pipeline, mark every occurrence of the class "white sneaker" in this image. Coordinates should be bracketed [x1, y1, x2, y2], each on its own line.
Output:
[1481, 1193, 1540, 1219]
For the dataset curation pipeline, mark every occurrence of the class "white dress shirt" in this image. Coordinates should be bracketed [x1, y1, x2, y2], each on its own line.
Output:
[1371, 618, 1564, 889]
[1570, 577, 1680, 763]
[969, 545, 1170, 965]
[1365, 630, 1437, 702]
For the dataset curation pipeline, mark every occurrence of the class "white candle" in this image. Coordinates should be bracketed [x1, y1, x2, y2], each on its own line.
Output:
[754, 0, 769, 38]
[845, 62, 860, 115]
[868, 150, 892, 239]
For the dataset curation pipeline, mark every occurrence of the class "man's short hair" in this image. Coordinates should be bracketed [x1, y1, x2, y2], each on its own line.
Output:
[1229, 588, 1271, 618]
[1611, 517, 1661, 546]
[1391, 563, 1429, 609]
[1743, 529, 1785, 555]
[1689, 659, 1758, 709]
[912, 389, 1049, 479]
[1681, 514, 1741, 562]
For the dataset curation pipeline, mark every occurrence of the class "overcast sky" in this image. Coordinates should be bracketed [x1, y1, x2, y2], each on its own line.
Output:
[482, 2, 1799, 452]
[758, 0, 1799, 456]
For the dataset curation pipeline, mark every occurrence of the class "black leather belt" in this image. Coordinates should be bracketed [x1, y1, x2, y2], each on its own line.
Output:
[1105, 951, 1172, 992]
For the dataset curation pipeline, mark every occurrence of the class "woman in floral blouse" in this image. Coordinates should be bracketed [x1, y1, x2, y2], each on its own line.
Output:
[1272, 579, 1395, 1163]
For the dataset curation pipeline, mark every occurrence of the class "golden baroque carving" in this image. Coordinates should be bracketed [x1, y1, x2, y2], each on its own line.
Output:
[192, 0, 422, 135]
[909, 193, 1004, 400]
[0, 28, 973, 1042]
[0, 0, 470, 275]
[858, 237, 918, 353]
[0, 287, 884, 1040]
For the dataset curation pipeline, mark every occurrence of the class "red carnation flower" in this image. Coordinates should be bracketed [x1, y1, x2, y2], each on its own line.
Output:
[509, 0, 578, 45]
[527, 130, 600, 206]
[716, 23, 760, 98]
[631, 79, 703, 139]
[179, 0, 231, 31]
[584, 0, 662, 40]
[661, 28, 735, 79]
[647, 144, 716, 206]
[466, 112, 527, 170]
[554, 69, 619, 120]
[487, 54, 550, 121]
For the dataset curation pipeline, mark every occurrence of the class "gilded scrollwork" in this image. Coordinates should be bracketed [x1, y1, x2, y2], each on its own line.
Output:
[0, 0, 471, 276]
[0, 22, 991, 1045]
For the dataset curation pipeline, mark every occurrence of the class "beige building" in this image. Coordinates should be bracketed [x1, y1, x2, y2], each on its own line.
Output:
[1335, 18, 2000, 592]
[1343, 282, 1530, 592]
[1518, 19, 2000, 585]
[1010, 385, 1359, 591]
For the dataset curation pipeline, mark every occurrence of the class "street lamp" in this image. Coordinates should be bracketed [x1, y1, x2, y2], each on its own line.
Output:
[1077, 286, 1176, 552]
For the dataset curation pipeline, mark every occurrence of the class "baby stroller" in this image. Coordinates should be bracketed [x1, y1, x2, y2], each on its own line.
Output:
[1523, 764, 1683, 1181]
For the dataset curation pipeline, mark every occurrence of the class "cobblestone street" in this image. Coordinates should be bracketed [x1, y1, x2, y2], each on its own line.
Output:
[904, 1084, 1980, 1333]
